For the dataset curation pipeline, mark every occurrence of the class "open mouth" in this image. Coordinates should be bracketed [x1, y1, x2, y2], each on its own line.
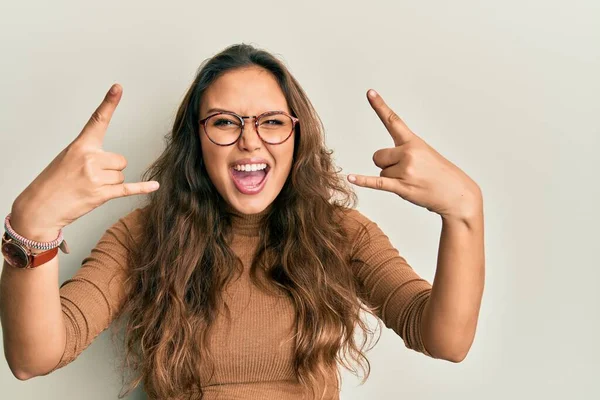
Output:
[230, 163, 271, 195]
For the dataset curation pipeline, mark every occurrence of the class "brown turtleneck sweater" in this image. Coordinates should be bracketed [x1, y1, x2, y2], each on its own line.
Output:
[46, 206, 433, 399]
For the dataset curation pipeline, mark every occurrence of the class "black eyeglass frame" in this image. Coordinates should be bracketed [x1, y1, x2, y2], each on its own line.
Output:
[199, 110, 299, 146]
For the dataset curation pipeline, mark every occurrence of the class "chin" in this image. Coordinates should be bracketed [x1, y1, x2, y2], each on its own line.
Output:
[227, 193, 273, 215]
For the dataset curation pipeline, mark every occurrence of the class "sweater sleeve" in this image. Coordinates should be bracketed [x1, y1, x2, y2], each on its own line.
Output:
[45, 207, 144, 373]
[342, 208, 434, 357]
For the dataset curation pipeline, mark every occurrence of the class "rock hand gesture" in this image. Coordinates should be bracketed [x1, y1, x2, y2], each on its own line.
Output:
[348, 89, 482, 221]
[11, 84, 160, 238]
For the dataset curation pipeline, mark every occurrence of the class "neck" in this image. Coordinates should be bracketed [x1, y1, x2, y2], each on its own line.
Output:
[224, 202, 273, 236]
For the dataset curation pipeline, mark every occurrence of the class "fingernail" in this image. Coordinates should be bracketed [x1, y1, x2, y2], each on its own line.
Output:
[368, 89, 377, 99]
[149, 181, 160, 190]
[348, 175, 356, 182]
[110, 84, 119, 94]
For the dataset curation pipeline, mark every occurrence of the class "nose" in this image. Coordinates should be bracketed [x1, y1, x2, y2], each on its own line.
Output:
[237, 116, 262, 152]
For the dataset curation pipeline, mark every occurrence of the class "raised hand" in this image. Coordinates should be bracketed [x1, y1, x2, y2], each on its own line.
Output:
[348, 89, 481, 220]
[11, 84, 160, 235]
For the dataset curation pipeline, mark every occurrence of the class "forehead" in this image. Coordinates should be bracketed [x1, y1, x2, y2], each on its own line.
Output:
[201, 66, 290, 115]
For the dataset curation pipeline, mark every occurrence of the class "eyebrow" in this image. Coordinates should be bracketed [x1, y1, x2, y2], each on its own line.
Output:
[205, 108, 289, 116]
[206, 108, 233, 115]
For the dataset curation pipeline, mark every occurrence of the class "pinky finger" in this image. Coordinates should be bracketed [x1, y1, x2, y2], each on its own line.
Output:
[348, 174, 390, 190]
[347, 174, 403, 195]
[102, 180, 160, 200]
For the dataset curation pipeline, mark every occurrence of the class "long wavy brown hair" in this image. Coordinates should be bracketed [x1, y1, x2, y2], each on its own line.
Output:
[111, 43, 382, 399]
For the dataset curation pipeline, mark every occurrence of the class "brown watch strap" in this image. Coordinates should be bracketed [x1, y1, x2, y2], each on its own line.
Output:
[30, 247, 59, 268]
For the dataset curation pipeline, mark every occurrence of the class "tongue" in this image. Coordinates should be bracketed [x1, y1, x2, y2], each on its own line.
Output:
[232, 169, 266, 187]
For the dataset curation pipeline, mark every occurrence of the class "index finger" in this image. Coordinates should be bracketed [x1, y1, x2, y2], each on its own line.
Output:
[77, 83, 123, 146]
[367, 89, 414, 146]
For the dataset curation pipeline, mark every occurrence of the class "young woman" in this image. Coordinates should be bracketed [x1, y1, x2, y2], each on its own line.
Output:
[1, 44, 485, 399]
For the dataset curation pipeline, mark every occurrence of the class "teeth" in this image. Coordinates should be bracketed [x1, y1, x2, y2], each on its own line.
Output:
[233, 163, 268, 172]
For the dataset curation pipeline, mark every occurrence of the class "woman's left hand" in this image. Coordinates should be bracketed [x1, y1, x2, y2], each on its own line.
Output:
[348, 89, 482, 221]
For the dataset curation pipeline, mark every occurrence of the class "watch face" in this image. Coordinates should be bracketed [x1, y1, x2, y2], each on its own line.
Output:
[2, 242, 29, 268]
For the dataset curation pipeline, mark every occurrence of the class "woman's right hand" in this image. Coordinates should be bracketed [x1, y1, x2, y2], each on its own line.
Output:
[10, 84, 160, 239]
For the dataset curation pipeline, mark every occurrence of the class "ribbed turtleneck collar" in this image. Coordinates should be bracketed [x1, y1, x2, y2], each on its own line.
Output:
[225, 203, 273, 237]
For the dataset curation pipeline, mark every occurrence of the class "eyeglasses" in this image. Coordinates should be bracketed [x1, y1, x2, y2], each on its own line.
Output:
[199, 110, 299, 146]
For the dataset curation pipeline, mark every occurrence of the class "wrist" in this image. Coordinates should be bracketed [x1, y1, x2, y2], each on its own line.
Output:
[442, 185, 483, 221]
[7, 206, 62, 243]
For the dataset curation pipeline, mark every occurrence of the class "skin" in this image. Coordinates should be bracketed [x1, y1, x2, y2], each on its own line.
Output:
[349, 89, 484, 361]
[199, 66, 295, 215]
[1, 84, 160, 379]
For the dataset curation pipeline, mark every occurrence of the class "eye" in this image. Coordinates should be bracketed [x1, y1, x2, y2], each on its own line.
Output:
[214, 118, 235, 126]
[260, 116, 286, 126]
[264, 119, 283, 125]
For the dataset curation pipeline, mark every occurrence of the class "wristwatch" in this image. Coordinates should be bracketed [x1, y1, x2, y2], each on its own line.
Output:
[1, 213, 70, 269]
[1, 233, 61, 268]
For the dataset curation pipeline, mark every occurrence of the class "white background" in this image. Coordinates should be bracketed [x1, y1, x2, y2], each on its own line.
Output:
[1, 0, 598, 399]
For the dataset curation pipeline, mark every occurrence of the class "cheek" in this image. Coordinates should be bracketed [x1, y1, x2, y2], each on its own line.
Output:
[274, 142, 295, 178]
[200, 138, 228, 186]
